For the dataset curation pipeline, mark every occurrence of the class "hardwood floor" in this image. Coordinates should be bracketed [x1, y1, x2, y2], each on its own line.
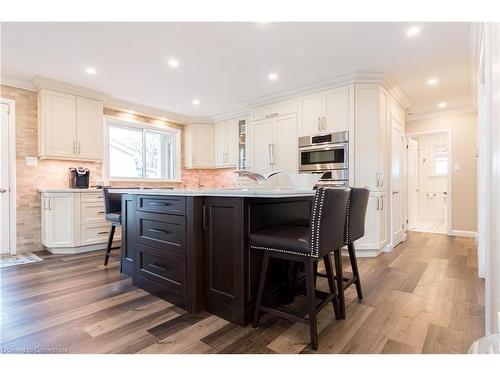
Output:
[0, 232, 484, 354]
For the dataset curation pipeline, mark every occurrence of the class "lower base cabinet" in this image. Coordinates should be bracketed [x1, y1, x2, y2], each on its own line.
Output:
[120, 194, 313, 326]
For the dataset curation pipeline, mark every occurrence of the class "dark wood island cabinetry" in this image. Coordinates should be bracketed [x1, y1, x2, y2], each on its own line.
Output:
[118, 190, 313, 326]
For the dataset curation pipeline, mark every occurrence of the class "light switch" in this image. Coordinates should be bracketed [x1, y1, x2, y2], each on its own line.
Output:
[26, 156, 38, 166]
[454, 163, 460, 171]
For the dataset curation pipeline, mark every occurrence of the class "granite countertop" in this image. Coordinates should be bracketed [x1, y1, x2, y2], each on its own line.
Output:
[110, 188, 316, 198]
[38, 188, 104, 193]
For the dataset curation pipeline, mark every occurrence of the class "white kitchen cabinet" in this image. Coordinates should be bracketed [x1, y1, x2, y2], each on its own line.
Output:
[41, 193, 75, 248]
[76, 96, 103, 160]
[214, 119, 239, 167]
[184, 123, 215, 168]
[41, 191, 118, 253]
[354, 192, 389, 254]
[354, 83, 389, 190]
[38, 89, 104, 160]
[298, 85, 350, 136]
[248, 114, 297, 185]
[251, 99, 298, 120]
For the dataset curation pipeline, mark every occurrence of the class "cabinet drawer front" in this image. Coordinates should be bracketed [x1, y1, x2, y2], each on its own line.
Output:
[136, 244, 185, 294]
[137, 195, 186, 215]
[81, 203, 106, 224]
[82, 224, 118, 245]
[136, 212, 186, 254]
[81, 192, 105, 203]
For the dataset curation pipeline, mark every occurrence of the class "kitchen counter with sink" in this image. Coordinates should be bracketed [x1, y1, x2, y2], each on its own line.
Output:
[118, 188, 315, 325]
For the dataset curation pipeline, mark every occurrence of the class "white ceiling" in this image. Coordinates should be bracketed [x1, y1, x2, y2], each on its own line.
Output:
[1, 22, 473, 117]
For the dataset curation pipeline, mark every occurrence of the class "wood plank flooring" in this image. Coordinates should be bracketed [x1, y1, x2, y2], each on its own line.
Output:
[0, 232, 484, 354]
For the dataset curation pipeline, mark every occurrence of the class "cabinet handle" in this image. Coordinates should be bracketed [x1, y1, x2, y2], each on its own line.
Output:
[381, 197, 384, 210]
[318, 117, 321, 131]
[149, 228, 169, 234]
[48, 197, 52, 210]
[98, 231, 109, 235]
[97, 211, 105, 214]
[148, 202, 169, 206]
[272, 144, 276, 166]
[203, 205, 208, 230]
[268, 144, 273, 166]
[149, 263, 167, 272]
[376, 197, 380, 210]
[322, 117, 326, 130]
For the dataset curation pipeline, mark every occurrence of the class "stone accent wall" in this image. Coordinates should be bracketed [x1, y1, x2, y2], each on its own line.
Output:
[1, 84, 237, 253]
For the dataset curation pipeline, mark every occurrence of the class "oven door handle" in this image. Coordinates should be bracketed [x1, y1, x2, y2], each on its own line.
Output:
[299, 143, 347, 152]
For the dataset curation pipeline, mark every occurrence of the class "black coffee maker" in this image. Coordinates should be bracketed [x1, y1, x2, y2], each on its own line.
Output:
[69, 167, 90, 189]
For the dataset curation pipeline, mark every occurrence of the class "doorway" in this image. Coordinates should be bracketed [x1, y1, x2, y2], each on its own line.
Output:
[406, 130, 452, 235]
[1, 98, 16, 255]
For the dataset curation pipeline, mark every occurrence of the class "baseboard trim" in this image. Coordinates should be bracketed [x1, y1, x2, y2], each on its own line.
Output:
[342, 247, 384, 258]
[450, 230, 477, 238]
[45, 241, 121, 254]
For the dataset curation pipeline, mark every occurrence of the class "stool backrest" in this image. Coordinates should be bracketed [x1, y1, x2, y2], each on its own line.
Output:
[309, 187, 350, 258]
[345, 187, 370, 244]
[103, 187, 122, 215]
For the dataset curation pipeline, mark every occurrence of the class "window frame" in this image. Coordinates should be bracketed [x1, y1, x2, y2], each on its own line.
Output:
[103, 116, 182, 183]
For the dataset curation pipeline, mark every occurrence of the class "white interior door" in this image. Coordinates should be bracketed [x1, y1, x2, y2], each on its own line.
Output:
[1, 103, 12, 254]
[407, 138, 419, 230]
[391, 124, 404, 246]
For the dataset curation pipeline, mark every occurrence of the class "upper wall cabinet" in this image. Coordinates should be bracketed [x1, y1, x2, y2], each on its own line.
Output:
[214, 119, 239, 168]
[251, 99, 298, 120]
[184, 123, 216, 169]
[298, 85, 351, 136]
[38, 88, 104, 160]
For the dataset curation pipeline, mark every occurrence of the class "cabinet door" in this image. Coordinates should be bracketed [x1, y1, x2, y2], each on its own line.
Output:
[378, 194, 389, 247]
[272, 114, 298, 186]
[226, 119, 239, 166]
[44, 90, 77, 158]
[324, 85, 349, 133]
[215, 120, 229, 166]
[193, 124, 215, 167]
[42, 193, 75, 247]
[250, 118, 274, 175]
[298, 93, 323, 136]
[354, 84, 382, 188]
[76, 97, 103, 160]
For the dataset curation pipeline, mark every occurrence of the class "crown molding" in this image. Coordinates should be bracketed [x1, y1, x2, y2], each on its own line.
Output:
[406, 106, 477, 122]
[105, 97, 191, 125]
[0, 76, 36, 91]
[211, 71, 411, 120]
[212, 108, 251, 122]
[32, 76, 111, 101]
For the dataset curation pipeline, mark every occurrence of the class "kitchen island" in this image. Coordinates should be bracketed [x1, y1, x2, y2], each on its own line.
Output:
[115, 188, 315, 326]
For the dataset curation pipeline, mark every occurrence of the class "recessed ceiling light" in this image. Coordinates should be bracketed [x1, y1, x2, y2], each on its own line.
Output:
[438, 102, 447, 108]
[192, 99, 200, 105]
[168, 59, 179, 68]
[427, 78, 438, 85]
[268, 73, 278, 81]
[406, 26, 421, 37]
[85, 67, 97, 75]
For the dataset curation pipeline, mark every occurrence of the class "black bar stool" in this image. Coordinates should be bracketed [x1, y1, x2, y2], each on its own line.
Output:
[103, 187, 122, 266]
[250, 187, 350, 351]
[317, 187, 369, 319]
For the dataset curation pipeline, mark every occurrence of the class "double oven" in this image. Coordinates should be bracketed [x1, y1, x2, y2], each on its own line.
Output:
[298, 131, 349, 187]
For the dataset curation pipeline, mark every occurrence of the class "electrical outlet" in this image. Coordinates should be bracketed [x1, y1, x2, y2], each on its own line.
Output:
[25, 156, 38, 166]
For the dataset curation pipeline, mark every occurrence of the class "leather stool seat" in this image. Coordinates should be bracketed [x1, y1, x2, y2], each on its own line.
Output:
[105, 212, 121, 223]
[250, 225, 310, 255]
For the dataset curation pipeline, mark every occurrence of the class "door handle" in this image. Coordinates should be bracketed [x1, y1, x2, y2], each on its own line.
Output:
[0, 188, 7, 193]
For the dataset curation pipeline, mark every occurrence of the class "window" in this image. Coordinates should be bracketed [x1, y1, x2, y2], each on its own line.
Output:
[106, 118, 179, 181]
[434, 145, 448, 175]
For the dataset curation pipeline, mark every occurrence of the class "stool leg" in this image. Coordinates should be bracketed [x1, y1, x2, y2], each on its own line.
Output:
[253, 253, 270, 328]
[305, 259, 318, 351]
[323, 254, 340, 320]
[104, 225, 116, 266]
[333, 248, 346, 319]
[348, 242, 363, 300]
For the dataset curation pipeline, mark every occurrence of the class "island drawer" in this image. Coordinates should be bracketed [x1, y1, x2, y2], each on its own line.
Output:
[136, 211, 186, 254]
[137, 195, 186, 216]
[135, 244, 186, 295]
